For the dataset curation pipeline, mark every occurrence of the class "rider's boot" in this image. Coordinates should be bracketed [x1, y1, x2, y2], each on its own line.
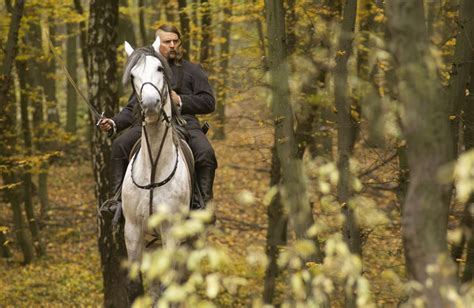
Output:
[100, 157, 128, 221]
[194, 167, 216, 224]
[196, 167, 215, 204]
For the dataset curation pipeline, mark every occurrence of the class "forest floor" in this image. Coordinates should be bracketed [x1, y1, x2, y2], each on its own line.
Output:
[2, 101, 463, 306]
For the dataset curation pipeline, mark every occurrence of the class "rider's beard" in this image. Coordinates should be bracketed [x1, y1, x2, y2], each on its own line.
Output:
[169, 50, 177, 59]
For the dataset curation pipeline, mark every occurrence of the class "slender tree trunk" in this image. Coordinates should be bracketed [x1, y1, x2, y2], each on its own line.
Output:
[426, 0, 441, 35]
[0, 231, 13, 258]
[73, 0, 89, 72]
[463, 224, 474, 282]
[118, 0, 137, 106]
[37, 21, 62, 219]
[178, 0, 190, 60]
[190, 0, 199, 58]
[253, 0, 267, 70]
[5, 173, 35, 264]
[44, 22, 60, 125]
[304, 0, 338, 160]
[396, 144, 409, 208]
[66, 22, 78, 134]
[117, 0, 137, 47]
[289, 0, 318, 159]
[0, 0, 24, 109]
[214, 0, 233, 140]
[87, 1, 129, 306]
[359, 1, 385, 148]
[24, 22, 49, 221]
[335, 0, 360, 255]
[0, 0, 34, 264]
[334, 2, 360, 307]
[163, 0, 176, 23]
[199, 0, 212, 66]
[138, 0, 147, 46]
[265, 0, 322, 261]
[460, 52, 474, 283]
[263, 145, 287, 304]
[449, 0, 474, 273]
[16, 59, 46, 257]
[448, 0, 474, 158]
[387, 1, 458, 305]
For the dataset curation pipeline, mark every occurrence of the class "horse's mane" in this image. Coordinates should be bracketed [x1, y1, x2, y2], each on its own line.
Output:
[122, 45, 172, 86]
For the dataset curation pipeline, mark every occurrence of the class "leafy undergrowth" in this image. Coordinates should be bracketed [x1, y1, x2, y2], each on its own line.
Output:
[0, 159, 103, 305]
[2, 105, 464, 306]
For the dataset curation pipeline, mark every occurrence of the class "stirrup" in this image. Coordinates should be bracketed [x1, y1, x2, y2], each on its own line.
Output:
[99, 199, 120, 219]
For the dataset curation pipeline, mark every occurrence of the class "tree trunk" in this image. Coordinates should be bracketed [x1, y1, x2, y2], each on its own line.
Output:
[448, 0, 474, 158]
[387, 1, 458, 305]
[426, 0, 441, 35]
[297, 0, 337, 160]
[214, 0, 233, 140]
[396, 144, 409, 208]
[5, 173, 35, 265]
[263, 145, 287, 304]
[37, 22, 63, 219]
[87, 0, 129, 306]
[73, 0, 89, 71]
[23, 22, 49, 221]
[0, 0, 34, 265]
[178, 0, 190, 60]
[16, 58, 46, 257]
[335, 0, 360, 255]
[449, 0, 474, 273]
[0, 0, 24, 113]
[463, 224, 474, 282]
[163, 0, 176, 23]
[253, 0, 266, 70]
[66, 22, 78, 134]
[460, 49, 474, 283]
[359, 1, 385, 148]
[118, 0, 137, 47]
[44, 22, 60, 125]
[118, 0, 137, 107]
[264, 0, 322, 261]
[138, 0, 147, 45]
[190, 0, 199, 58]
[0, 231, 13, 258]
[334, 1, 360, 307]
[199, 0, 212, 66]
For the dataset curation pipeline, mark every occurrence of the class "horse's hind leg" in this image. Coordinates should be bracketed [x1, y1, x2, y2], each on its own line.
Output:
[124, 221, 145, 305]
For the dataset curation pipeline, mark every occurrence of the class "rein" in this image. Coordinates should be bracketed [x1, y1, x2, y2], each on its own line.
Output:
[129, 60, 179, 216]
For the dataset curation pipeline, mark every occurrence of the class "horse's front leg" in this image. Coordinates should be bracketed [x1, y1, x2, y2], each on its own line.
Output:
[124, 221, 145, 305]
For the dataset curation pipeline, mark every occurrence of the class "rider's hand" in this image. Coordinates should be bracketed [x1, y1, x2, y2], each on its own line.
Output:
[98, 118, 114, 132]
[171, 91, 182, 108]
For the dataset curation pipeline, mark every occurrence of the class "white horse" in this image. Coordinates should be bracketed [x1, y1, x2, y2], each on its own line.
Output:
[121, 37, 192, 302]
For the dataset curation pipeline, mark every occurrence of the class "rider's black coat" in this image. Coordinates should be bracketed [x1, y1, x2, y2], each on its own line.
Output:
[111, 59, 217, 170]
[112, 59, 215, 132]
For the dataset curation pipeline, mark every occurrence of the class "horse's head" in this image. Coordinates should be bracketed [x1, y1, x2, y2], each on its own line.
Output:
[123, 37, 171, 122]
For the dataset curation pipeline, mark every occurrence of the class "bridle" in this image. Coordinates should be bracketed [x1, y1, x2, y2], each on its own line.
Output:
[129, 55, 179, 216]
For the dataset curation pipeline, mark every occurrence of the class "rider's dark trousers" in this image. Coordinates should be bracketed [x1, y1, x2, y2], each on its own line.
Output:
[187, 128, 218, 170]
[111, 125, 142, 162]
[110, 125, 217, 176]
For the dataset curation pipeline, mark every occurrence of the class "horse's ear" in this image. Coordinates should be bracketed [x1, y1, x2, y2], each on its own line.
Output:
[124, 41, 134, 57]
[152, 36, 161, 55]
